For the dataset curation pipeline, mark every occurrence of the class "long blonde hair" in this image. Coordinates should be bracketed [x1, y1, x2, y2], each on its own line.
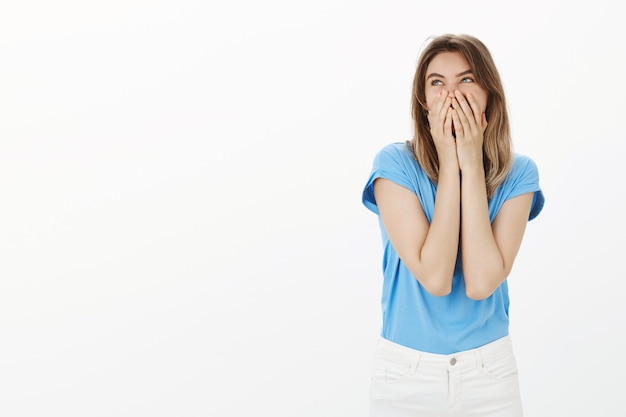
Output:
[409, 34, 512, 198]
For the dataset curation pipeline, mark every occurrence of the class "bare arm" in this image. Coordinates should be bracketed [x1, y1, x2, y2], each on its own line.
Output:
[373, 92, 462, 296]
[451, 89, 534, 299]
[374, 171, 460, 296]
[460, 171, 534, 300]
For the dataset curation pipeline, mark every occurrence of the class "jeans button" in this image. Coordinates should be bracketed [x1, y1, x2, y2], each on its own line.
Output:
[450, 357, 457, 366]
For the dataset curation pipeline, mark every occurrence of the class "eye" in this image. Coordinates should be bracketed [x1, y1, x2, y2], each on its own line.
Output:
[430, 79, 443, 86]
[461, 77, 475, 83]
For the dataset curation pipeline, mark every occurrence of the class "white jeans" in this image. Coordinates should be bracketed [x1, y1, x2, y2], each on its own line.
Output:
[369, 336, 523, 417]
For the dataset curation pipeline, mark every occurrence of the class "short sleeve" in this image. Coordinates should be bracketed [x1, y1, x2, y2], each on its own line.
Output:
[362, 143, 417, 215]
[505, 155, 545, 221]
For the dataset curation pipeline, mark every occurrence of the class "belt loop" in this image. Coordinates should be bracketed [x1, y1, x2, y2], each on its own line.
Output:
[475, 349, 484, 373]
[412, 352, 422, 375]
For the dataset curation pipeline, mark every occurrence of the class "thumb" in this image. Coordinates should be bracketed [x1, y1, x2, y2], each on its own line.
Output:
[481, 112, 488, 132]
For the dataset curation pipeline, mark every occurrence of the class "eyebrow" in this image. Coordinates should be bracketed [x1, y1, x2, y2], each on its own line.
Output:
[426, 69, 473, 79]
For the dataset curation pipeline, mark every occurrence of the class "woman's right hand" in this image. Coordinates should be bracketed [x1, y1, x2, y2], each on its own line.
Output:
[427, 91, 459, 171]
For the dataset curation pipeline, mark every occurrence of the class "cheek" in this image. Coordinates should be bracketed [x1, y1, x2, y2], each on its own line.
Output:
[478, 95, 488, 112]
[474, 90, 489, 112]
[476, 99, 487, 113]
[425, 92, 438, 110]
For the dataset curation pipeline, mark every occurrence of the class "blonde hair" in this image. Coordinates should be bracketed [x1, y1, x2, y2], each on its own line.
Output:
[409, 34, 512, 198]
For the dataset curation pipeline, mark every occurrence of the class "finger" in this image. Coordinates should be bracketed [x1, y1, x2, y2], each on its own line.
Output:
[444, 107, 455, 139]
[435, 93, 450, 117]
[453, 91, 474, 124]
[465, 92, 483, 125]
[450, 108, 462, 139]
[427, 92, 446, 128]
[451, 94, 471, 136]
[431, 97, 450, 132]
[429, 91, 446, 115]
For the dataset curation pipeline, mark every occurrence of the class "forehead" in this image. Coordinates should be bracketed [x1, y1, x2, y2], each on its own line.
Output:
[426, 51, 471, 76]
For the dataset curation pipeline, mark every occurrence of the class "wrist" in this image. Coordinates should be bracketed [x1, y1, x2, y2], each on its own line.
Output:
[460, 167, 486, 186]
[459, 158, 484, 176]
[439, 165, 460, 177]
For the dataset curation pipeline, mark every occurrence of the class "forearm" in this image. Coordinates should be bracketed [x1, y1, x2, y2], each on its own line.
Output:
[418, 168, 460, 295]
[460, 169, 506, 299]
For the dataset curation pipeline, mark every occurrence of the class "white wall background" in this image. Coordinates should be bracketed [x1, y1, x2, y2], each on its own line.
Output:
[1, 1, 624, 416]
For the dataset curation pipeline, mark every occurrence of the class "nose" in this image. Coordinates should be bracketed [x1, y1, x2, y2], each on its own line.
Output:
[446, 86, 458, 98]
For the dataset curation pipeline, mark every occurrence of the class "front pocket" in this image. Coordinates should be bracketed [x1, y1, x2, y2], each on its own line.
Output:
[480, 352, 518, 380]
[372, 354, 413, 383]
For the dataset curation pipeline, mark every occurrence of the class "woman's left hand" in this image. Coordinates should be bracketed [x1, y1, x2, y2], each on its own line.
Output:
[450, 90, 488, 172]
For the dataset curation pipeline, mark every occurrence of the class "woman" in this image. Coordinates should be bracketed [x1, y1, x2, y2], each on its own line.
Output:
[362, 34, 544, 416]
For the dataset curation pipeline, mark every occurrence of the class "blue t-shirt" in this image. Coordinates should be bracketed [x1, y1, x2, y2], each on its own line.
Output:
[362, 141, 545, 354]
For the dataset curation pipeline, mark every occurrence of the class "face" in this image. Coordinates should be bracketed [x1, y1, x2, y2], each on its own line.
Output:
[424, 51, 488, 114]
